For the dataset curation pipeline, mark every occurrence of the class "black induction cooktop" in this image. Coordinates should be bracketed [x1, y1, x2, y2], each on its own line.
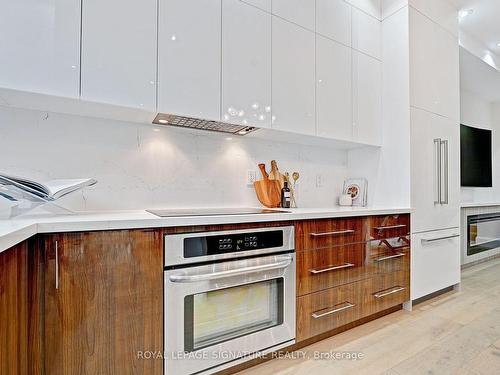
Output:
[146, 208, 290, 217]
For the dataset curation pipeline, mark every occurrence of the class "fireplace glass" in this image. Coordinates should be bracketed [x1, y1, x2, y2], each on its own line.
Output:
[467, 213, 500, 255]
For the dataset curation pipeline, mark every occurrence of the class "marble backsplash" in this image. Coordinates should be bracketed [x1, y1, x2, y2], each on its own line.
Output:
[0, 106, 349, 211]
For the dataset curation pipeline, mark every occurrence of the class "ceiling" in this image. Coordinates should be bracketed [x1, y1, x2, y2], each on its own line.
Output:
[451, 0, 500, 102]
[451, 0, 500, 52]
[460, 47, 500, 102]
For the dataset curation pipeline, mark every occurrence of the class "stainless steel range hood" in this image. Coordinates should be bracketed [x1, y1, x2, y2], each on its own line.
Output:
[152, 113, 258, 135]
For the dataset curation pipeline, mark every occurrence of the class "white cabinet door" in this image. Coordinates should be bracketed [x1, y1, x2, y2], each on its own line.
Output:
[345, 0, 381, 19]
[81, 0, 157, 110]
[316, 0, 351, 46]
[352, 51, 382, 145]
[241, 0, 271, 12]
[272, 0, 315, 31]
[316, 35, 352, 140]
[222, 0, 271, 129]
[272, 17, 316, 136]
[0, 0, 80, 98]
[410, 7, 459, 120]
[412, 228, 461, 300]
[411, 107, 460, 233]
[158, 0, 221, 121]
[352, 7, 381, 60]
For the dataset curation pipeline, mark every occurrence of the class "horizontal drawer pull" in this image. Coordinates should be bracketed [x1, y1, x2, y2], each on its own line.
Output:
[312, 302, 355, 319]
[310, 263, 355, 274]
[310, 230, 355, 237]
[373, 286, 406, 299]
[421, 234, 459, 244]
[373, 224, 407, 230]
[374, 253, 406, 262]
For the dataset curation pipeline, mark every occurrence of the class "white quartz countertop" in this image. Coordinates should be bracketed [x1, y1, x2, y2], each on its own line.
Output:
[0, 206, 411, 253]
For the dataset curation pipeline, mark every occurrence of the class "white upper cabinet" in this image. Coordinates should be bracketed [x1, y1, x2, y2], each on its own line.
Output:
[222, 0, 271, 129]
[410, 7, 459, 120]
[0, 0, 81, 98]
[316, 36, 352, 140]
[158, 0, 221, 121]
[316, 0, 351, 46]
[272, 0, 315, 31]
[81, 0, 157, 111]
[409, 0, 458, 36]
[352, 8, 381, 60]
[353, 51, 382, 145]
[241, 0, 271, 12]
[345, 0, 381, 19]
[272, 17, 316, 136]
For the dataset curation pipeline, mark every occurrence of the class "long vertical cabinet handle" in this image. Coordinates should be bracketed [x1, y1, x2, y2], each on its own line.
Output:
[55, 240, 59, 290]
[434, 138, 442, 204]
[441, 139, 449, 204]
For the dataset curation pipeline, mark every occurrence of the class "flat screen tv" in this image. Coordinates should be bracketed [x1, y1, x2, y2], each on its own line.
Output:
[460, 124, 492, 187]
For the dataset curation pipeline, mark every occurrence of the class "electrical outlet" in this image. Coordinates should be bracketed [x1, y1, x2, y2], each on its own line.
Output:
[316, 174, 323, 188]
[246, 170, 257, 186]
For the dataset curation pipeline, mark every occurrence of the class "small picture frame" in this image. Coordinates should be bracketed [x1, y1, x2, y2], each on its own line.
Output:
[343, 178, 368, 207]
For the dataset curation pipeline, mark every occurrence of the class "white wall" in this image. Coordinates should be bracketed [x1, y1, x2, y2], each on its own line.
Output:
[460, 89, 500, 203]
[0, 105, 350, 211]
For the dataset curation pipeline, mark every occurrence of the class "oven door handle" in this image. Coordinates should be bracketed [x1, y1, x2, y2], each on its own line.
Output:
[169, 255, 293, 283]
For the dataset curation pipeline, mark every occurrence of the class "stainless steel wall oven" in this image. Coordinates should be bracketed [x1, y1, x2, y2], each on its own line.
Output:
[164, 226, 295, 375]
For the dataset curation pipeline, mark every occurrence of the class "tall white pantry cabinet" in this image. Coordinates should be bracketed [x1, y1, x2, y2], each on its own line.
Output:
[382, 0, 461, 303]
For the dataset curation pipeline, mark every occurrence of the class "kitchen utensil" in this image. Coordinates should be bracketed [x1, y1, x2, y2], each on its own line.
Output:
[254, 164, 281, 208]
[269, 160, 286, 189]
[291, 172, 300, 208]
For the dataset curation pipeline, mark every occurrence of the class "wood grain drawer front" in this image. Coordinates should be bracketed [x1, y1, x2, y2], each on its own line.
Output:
[365, 271, 410, 315]
[368, 236, 410, 276]
[297, 280, 366, 341]
[296, 217, 364, 251]
[367, 214, 410, 241]
[297, 243, 369, 296]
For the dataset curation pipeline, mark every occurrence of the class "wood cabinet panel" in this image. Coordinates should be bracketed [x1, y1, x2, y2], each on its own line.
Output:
[297, 242, 367, 296]
[368, 236, 410, 276]
[297, 270, 409, 342]
[365, 271, 410, 315]
[296, 214, 411, 344]
[295, 217, 365, 251]
[297, 278, 367, 341]
[0, 242, 28, 375]
[366, 214, 410, 241]
[297, 235, 409, 296]
[42, 230, 163, 375]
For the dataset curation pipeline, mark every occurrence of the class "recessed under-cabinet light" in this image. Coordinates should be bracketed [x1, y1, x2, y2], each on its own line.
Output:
[158, 119, 168, 124]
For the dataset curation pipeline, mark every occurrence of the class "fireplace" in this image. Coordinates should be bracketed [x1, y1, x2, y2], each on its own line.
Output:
[467, 213, 500, 256]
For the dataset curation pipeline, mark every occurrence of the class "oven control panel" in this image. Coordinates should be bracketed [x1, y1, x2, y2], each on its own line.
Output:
[183, 230, 284, 258]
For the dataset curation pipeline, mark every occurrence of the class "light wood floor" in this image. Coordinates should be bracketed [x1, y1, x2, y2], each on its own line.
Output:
[238, 258, 500, 375]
